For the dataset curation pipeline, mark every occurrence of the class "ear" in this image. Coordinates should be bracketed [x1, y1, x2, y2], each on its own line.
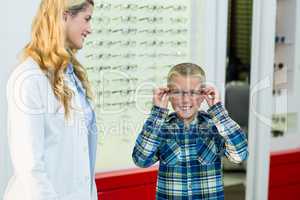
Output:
[63, 11, 69, 21]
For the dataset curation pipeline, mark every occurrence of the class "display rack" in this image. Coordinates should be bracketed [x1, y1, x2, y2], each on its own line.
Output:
[83, 0, 192, 172]
[271, 0, 300, 151]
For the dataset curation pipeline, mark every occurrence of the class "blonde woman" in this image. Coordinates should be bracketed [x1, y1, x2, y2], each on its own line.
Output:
[4, 0, 98, 199]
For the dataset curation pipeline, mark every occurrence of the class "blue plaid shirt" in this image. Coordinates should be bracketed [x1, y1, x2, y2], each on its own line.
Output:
[132, 103, 248, 200]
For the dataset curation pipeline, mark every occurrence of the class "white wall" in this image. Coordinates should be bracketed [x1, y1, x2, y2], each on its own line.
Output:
[0, 1, 40, 198]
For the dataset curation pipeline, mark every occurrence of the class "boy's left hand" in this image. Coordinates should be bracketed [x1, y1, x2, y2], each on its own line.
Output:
[201, 86, 221, 107]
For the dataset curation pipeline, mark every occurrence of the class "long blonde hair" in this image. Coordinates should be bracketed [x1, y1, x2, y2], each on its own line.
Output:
[22, 0, 94, 118]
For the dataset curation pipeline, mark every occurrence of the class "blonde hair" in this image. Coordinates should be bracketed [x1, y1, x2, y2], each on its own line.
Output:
[22, 0, 94, 118]
[167, 63, 206, 85]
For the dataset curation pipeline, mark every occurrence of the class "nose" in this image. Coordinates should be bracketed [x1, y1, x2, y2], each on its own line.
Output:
[86, 23, 92, 34]
[182, 94, 190, 103]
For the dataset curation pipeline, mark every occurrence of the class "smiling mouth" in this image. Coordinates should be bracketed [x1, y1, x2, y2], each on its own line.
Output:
[179, 106, 192, 111]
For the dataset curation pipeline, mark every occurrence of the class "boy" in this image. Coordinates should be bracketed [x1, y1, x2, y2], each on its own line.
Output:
[132, 63, 248, 200]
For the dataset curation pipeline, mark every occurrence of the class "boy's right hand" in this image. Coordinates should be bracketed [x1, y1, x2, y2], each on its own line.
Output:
[153, 87, 170, 109]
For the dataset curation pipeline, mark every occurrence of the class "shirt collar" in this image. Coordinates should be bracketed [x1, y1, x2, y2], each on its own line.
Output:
[165, 110, 211, 126]
[65, 63, 74, 74]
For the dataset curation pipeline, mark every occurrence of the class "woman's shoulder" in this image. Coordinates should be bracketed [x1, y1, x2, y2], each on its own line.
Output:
[8, 57, 47, 82]
[11, 57, 44, 75]
[7, 57, 48, 97]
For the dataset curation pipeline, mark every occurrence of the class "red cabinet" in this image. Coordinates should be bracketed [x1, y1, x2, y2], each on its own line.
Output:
[268, 148, 300, 200]
[95, 167, 157, 200]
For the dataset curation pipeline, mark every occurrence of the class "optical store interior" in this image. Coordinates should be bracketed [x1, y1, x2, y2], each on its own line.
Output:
[1, 0, 300, 200]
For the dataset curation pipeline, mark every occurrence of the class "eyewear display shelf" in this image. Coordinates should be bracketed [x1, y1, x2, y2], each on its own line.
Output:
[82, 0, 193, 172]
[271, 0, 300, 151]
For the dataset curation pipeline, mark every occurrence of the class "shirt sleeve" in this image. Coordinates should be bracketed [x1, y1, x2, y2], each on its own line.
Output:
[7, 68, 59, 200]
[207, 102, 248, 163]
[132, 105, 168, 168]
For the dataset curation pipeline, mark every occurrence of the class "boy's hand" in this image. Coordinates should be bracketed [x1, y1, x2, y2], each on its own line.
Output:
[153, 87, 170, 109]
[202, 86, 221, 107]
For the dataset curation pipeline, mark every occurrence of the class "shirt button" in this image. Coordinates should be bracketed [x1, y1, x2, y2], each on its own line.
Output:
[188, 184, 192, 189]
[84, 146, 88, 153]
[85, 176, 90, 183]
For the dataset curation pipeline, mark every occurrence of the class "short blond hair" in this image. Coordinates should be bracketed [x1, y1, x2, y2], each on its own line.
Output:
[167, 63, 206, 85]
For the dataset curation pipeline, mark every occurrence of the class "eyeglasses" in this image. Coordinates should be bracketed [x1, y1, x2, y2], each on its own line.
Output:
[85, 52, 187, 60]
[139, 52, 187, 58]
[170, 17, 188, 23]
[85, 40, 123, 47]
[85, 53, 137, 60]
[86, 64, 138, 72]
[111, 78, 138, 84]
[95, 3, 188, 12]
[85, 40, 187, 48]
[140, 40, 188, 47]
[95, 3, 112, 10]
[95, 101, 136, 110]
[94, 28, 188, 36]
[168, 90, 204, 98]
[85, 40, 136, 48]
[96, 16, 188, 25]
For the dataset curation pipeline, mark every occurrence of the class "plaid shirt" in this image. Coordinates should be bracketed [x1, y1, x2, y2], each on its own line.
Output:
[132, 102, 248, 200]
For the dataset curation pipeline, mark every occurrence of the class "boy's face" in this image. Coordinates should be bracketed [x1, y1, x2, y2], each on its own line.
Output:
[168, 75, 204, 123]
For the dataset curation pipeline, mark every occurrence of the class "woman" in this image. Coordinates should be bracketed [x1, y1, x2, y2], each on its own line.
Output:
[4, 0, 98, 199]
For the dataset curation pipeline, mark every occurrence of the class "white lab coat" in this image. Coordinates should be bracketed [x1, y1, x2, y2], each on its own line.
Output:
[4, 58, 98, 200]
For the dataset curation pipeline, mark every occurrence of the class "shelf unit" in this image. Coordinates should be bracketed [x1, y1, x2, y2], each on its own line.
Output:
[271, 0, 300, 151]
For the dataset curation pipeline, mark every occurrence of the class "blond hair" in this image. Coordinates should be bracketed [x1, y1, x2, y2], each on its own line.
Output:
[22, 0, 94, 118]
[167, 63, 206, 85]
